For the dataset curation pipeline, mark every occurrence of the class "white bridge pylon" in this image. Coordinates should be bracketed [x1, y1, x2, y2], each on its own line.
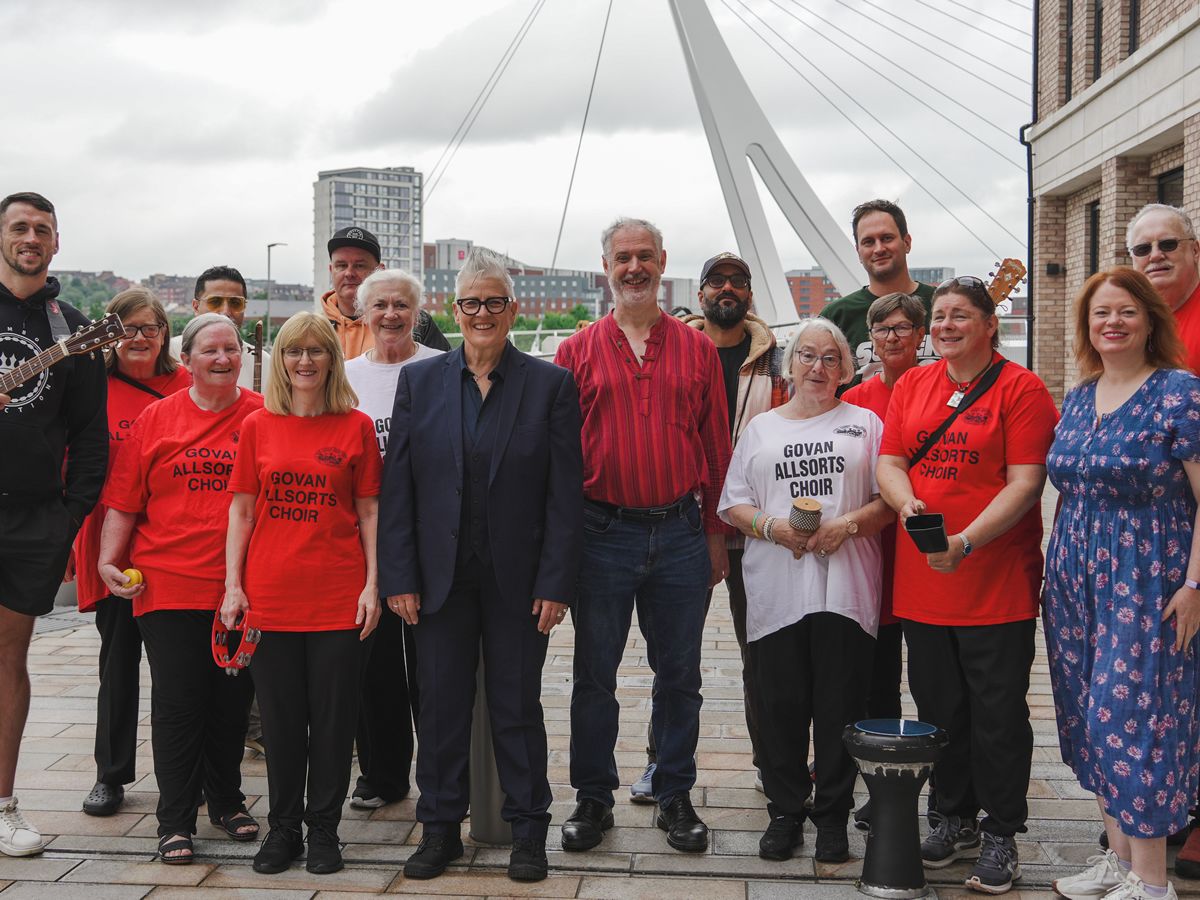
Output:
[669, 0, 862, 324]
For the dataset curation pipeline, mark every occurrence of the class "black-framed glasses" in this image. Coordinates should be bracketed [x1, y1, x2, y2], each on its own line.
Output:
[122, 323, 164, 339]
[457, 296, 510, 315]
[201, 295, 247, 312]
[869, 322, 916, 339]
[1129, 237, 1194, 258]
[703, 273, 751, 289]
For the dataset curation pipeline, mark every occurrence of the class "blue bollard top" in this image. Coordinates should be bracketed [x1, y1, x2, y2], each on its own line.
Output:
[854, 719, 939, 738]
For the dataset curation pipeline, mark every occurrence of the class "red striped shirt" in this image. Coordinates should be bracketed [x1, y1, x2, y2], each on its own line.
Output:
[555, 311, 733, 532]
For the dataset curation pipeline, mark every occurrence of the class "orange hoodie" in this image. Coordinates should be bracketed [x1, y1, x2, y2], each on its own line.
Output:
[321, 290, 373, 360]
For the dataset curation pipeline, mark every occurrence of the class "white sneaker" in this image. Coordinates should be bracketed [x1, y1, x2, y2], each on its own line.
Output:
[1051, 850, 1124, 899]
[0, 798, 45, 856]
[1102, 872, 1178, 900]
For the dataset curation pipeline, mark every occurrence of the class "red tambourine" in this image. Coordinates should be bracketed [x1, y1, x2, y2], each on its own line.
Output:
[212, 609, 263, 675]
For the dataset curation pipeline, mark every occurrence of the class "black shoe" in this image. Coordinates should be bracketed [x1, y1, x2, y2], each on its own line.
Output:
[814, 824, 850, 863]
[253, 826, 304, 874]
[82, 782, 124, 817]
[561, 799, 614, 851]
[305, 826, 343, 874]
[853, 799, 871, 832]
[507, 837, 548, 882]
[759, 814, 803, 860]
[403, 832, 464, 879]
[656, 793, 708, 852]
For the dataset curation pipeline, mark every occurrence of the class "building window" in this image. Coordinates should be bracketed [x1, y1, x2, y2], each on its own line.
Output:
[1087, 200, 1100, 275]
[1128, 0, 1139, 52]
[1158, 167, 1184, 208]
[1065, 0, 1074, 102]
[1092, 0, 1102, 82]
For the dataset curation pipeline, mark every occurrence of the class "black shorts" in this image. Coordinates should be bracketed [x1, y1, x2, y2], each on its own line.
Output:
[0, 502, 73, 617]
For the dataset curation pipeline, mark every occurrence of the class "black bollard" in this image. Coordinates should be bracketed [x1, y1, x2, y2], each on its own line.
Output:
[843, 719, 947, 899]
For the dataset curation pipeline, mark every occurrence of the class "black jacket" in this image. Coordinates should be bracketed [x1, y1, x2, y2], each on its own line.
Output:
[0, 277, 107, 527]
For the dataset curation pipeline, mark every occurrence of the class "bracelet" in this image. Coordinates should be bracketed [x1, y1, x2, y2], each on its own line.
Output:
[1186, 578, 1200, 591]
[764, 516, 776, 544]
[751, 512, 762, 538]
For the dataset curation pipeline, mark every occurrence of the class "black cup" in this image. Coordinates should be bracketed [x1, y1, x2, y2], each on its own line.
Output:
[905, 513, 949, 553]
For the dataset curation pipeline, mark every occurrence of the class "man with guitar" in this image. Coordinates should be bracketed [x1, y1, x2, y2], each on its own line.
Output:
[0, 192, 108, 857]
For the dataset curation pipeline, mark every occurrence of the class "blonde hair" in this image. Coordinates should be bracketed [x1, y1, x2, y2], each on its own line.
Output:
[265, 312, 358, 415]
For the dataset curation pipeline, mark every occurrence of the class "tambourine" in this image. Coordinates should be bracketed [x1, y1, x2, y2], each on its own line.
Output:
[212, 609, 262, 676]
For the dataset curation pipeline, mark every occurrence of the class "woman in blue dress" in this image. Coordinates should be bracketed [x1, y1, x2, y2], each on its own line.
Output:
[1046, 266, 1200, 900]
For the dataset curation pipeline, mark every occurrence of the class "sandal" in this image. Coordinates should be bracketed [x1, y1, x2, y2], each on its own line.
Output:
[210, 808, 260, 842]
[158, 832, 194, 865]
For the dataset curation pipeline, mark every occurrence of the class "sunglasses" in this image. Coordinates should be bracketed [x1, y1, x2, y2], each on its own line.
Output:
[937, 275, 987, 292]
[200, 295, 247, 312]
[1129, 238, 1194, 258]
[703, 273, 751, 289]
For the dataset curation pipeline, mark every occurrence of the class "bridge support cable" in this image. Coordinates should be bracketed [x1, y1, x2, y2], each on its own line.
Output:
[551, 0, 615, 272]
[425, 0, 548, 204]
[938, 0, 1032, 36]
[910, 0, 1032, 53]
[727, 0, 1016, 258]
[778, 0, 1024, 164]
[669, 0, 863, 321]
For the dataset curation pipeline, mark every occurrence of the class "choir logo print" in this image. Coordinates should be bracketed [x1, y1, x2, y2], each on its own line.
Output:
[315, 447, 347, 468]
[833, 425, 866, 438]
[963, 408, 993, 426]
[0, 331, 51, 412]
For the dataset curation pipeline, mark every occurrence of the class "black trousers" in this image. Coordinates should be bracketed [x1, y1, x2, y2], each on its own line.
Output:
[253, 628, 364, 832]
[414, 556, 552, 841]
[902, 618, 1035, 836]
[94, 596, 143, 786]
[866, 621, 904, 719]
[748, 611, 874, 827]
[138, 609, 253, 837]
[355, 607, 418, 801]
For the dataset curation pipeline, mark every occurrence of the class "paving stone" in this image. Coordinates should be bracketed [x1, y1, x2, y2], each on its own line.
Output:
[576, 873, 747, 899]
[0, 856, 84, 881]
[199, 863, 396, 892]
[0, 882, 152, 899]
[62, 859, 217, 885]
[147, 889, 316, 900]
[386, 871, 580, 895]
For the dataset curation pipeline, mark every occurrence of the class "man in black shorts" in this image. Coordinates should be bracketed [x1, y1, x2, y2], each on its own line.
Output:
[0, 192, 107, 855]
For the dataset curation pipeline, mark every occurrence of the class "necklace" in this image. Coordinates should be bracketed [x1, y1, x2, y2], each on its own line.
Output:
[944, 360, 992, 408]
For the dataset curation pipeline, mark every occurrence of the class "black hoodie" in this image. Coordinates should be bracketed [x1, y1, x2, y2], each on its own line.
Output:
[0, 276, 107, 529]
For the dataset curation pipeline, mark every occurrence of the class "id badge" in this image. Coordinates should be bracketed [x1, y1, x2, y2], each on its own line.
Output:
[946, 391, 964, 408]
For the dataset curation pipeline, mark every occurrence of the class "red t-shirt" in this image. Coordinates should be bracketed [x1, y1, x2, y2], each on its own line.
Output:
[879, 355, 1059, 625]
[842, 374, 899, 625]
[102, 388, 264, 617]
[1173, 283, 1200, 375]
[227, 409, 382, 632]
[75, 369, 192, 611]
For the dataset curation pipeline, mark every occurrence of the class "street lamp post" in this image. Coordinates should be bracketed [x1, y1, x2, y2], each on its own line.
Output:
[265, 241, 287, 346]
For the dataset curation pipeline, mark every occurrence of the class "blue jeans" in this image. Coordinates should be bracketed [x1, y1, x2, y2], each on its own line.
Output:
[569, 497, 709, 809]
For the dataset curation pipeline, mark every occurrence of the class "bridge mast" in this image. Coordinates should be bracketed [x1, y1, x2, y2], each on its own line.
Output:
[669, 0, 862, 323]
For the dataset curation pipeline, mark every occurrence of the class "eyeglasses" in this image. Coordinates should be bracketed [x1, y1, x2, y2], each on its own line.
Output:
[282, 347, 330, 360]
[201, 295, 247, 312]
[703, 273, 751, 289]
[122, 323, 164, 339]
[1129, 237, 1194, 258]
[869, 322, 916, 339]
[457, 296, 510, 315]
[795, 349, 842, 370]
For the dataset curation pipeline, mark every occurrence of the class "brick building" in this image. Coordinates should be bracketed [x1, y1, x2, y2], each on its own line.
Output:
[1028, 1, 1200, 399]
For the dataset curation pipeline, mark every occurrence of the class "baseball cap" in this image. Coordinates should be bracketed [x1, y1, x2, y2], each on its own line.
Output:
[700, 252, 751, 282]
[328, 226, 381, 262]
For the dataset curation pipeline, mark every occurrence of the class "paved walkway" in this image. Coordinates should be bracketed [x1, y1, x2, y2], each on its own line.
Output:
[3, 488, 1197, 898]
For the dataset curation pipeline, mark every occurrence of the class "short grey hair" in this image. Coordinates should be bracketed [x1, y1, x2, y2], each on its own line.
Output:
[454, 247, 515, 298]
[867, 292, 927, 328]
[180, 312, 239, 355]
[601, 216, 664, 260]
[1127, 203, 1196, 249]
[782, 317, 856, 385]
[357, 268, 423, 315]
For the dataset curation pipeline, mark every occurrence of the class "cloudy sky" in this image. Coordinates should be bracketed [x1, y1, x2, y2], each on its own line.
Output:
[6, 0, 1032, 304]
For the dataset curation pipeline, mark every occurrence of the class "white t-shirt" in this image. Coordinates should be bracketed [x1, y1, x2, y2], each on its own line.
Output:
[169, 333, 269, 391]
[345, 344, 443, 457]
[718, 402, 884, 641]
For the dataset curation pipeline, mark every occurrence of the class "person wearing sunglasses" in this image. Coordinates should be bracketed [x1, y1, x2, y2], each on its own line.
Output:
[72, 289, 191, 820]
[876, 277, 1058, 894]
[718, 317, 892, 865]
[1127, 204, 1200, 375]
[820, 199, 938, 385]
[380, 248, 582, 883]
[169, 266, 270, 391]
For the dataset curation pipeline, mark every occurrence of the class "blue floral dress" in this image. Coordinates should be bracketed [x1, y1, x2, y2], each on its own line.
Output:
[1044, 368, 1200, 838]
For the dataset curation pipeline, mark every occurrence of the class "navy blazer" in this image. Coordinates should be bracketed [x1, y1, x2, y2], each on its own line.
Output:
[377, 345, 583, 616]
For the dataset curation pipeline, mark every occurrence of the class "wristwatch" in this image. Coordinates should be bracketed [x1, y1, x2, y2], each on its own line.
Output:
[843, 516, 859, 536]
[959, 533, 973, 556]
